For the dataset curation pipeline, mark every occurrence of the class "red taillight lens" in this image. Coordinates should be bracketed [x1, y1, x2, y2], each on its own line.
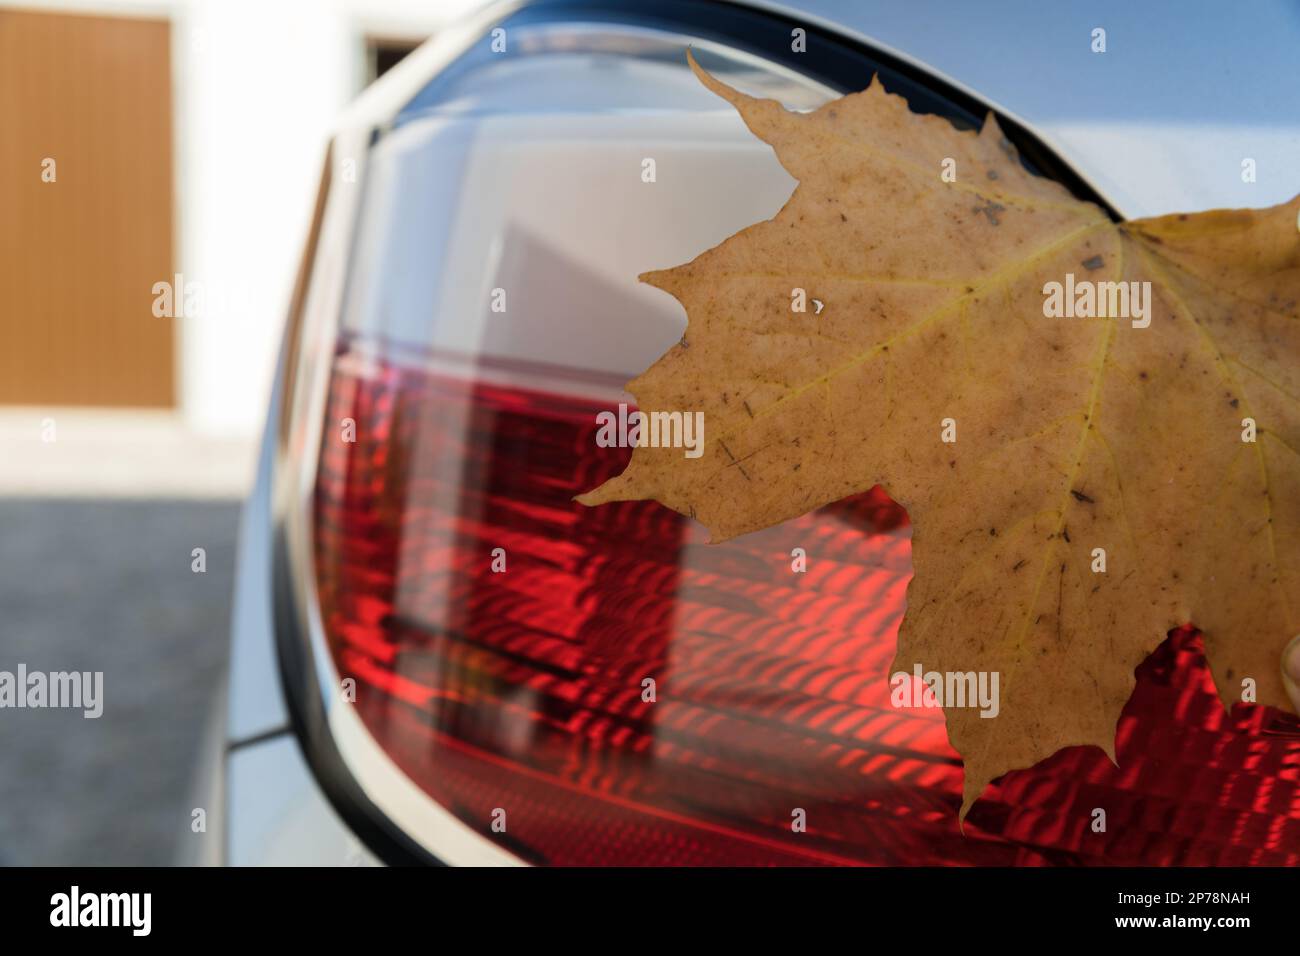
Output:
[312, 340, 1300, 866]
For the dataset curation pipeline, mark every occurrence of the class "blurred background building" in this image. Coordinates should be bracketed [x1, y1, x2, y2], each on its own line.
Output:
[0, 0, 484, 864]
[0, 0, 492, 444]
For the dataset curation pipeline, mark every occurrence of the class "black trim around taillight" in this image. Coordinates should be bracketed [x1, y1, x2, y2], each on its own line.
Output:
[271, 512, 443, 866]
[401, 0, 1121, 221]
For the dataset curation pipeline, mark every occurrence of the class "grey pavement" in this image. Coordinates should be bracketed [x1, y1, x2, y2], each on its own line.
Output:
[0, 498, 238, 865]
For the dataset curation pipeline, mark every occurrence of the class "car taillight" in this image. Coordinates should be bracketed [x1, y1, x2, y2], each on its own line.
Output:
[283, 10, 1300, 865]
[308, 338, 1300, 865]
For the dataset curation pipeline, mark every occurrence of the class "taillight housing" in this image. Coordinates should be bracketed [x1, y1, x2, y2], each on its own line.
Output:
[273, 0, 1300, 866]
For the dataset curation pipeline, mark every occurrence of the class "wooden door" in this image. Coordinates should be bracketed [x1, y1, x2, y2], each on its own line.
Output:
[0, 9, 174, 407]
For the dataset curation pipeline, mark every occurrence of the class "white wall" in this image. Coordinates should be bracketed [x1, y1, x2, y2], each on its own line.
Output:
[6, 0, 487, 437]
[174, 0, 355, 436]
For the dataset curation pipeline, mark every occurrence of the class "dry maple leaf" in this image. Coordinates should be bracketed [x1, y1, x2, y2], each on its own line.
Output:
[578, 52, 1300, 819]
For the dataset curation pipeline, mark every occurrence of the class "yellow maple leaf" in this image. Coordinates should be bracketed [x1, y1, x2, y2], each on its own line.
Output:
[579, 52, 1300, 818]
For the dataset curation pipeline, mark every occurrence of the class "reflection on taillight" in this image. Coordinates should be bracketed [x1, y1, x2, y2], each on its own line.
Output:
[312, 339, 1300, 866]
